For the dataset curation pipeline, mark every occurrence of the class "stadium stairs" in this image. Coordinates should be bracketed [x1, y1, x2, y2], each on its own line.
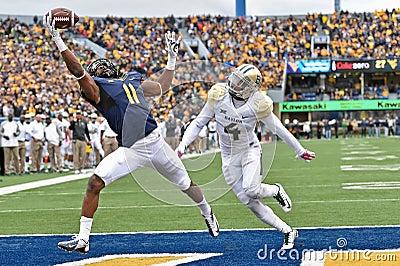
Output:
[178, 25, 210, 60]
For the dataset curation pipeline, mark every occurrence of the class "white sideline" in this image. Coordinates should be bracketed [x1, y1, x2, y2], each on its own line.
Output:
[0, 171, 93, 195]
[0, 149, 222, 196]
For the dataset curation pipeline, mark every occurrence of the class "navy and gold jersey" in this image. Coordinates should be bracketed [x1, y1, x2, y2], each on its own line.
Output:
[83, 72, 157, 147]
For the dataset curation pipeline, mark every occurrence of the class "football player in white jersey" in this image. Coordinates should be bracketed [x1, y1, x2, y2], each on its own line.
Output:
[177, 64, 316, 249]
[55, 111, 71, 170]
[87, 113, 104, 166]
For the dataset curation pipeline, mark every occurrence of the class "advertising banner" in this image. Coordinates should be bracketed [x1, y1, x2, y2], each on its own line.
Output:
[280, 100, 400, 112]
[331, 59, 400, 73]
[286, 60, 331, 74]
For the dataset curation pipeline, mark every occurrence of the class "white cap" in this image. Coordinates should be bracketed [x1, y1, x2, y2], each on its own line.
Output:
[90, 113, 98, 119]
[62, 111, 69, 118]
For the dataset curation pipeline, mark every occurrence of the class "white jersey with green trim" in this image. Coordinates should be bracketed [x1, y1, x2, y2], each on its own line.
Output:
[180, 83, 305, 156]
[180, 83, 273, 153]
[211, 87, 271, 152]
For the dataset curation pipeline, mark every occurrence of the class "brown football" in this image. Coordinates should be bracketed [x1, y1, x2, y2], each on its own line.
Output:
[45, 8, 79, 29]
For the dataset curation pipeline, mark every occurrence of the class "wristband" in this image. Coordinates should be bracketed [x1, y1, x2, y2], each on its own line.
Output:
[76, 71, 86, 80]
[53, 36, 68, 52]
[165, 54, 176, 71]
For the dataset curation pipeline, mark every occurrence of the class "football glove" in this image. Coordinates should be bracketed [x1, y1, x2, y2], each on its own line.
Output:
[43, 15, 60, 39]
[43, 14, 67, 52]
[165, 31, 181, 58]
[165, 31, 181, 70]
[175, 143, 186, 158]
[296, 149, 316, 163]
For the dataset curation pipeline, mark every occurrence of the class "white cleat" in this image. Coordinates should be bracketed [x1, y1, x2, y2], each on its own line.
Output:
[273, 183, 292, 213]
[203, 210, 219, 237]
[281, 229, 298, 250]
[58, 236, 89, 254]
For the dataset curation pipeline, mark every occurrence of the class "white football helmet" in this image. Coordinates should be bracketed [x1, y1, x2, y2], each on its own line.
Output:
[227, 64, 262, 100]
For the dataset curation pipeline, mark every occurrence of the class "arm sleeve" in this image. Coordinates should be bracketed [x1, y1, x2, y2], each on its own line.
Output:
[261, 113, 305, 155]
[180, 102, 215, 148]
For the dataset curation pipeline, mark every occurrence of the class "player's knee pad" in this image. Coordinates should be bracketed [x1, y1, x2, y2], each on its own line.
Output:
[244, 184, 261, 199]
[246, 199, 272, 220]
[237, 191, 251, 205]
[245, 198, 258, 209]
[179, 179, 192, 192]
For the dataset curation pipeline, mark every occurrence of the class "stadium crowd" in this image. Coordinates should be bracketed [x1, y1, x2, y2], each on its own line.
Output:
[1, 9, 400, 174]
[2, 9, 400, 117]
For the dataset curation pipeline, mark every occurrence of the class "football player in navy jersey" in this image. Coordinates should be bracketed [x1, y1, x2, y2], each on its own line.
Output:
[44, 16, 219, 254]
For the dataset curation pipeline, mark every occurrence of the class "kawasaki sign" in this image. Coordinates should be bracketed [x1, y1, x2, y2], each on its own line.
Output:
[280, 100, 400, 112]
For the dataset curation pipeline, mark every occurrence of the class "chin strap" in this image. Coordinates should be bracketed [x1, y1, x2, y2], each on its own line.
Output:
[229, 91, 246, 101]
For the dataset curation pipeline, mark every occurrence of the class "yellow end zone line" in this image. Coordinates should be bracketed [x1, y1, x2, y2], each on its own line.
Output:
[54, 253, 223, 266]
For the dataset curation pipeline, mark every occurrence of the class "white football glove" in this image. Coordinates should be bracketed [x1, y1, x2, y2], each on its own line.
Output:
[175, 143, 186, 159]
[43, 14, 67, 52]
[165, 31, 181, 57]
[296, 149, 316, 163]
[164, 31, 181, 70]
[43, 14, 60, 39]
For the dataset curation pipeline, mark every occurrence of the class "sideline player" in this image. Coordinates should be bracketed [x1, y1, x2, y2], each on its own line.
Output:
[177, 64, 315, 249]
[87, 113, 104, 167]
[43, 16, 219, 254]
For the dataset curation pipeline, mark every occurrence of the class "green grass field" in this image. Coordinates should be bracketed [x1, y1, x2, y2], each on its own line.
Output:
[0, 137, 399, 235]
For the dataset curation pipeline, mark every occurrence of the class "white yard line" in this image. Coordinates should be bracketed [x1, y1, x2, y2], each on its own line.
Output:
[341, 164, 400, 171]
[0, 172, 93, 195]
[341, 155, 398, 161]
[0, 198, 398, 213]
[0, 151, 222, 196]
[2, 184, 338, 197]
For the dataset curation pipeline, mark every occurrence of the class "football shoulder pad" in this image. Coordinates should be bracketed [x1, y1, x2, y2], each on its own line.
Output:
[253, 92, 273, 119]
[207, 83, 227, 108]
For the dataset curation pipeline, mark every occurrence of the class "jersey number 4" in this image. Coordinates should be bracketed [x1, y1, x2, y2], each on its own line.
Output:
[123, 84, 140, 104]
[224, 123, 240, 140]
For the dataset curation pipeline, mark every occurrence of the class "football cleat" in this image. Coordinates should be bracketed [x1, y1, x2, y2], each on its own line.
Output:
[273, 183, 292, 213]
[203, 210, 219, 237]
[281, 229, 298, 250]
[58, 235, 89, 254]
